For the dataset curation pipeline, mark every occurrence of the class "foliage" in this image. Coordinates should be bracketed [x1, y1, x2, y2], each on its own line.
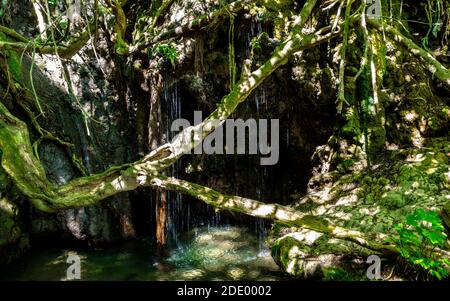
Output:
[391, 209, 450, 280]
[48, 0, 58, 7]
[322, 267, 366, 281]
[150, 43, 178, 67]
[0, 0, 7, 18]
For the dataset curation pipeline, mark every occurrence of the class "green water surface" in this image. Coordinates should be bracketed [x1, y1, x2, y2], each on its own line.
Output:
[0, 226, 288, 281]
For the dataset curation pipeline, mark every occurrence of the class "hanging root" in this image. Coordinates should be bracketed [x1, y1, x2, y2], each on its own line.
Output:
[224, 2, 237, 90]
[0, 54, 88, 176]
[336, 0, 354, 114]
[369, 19, 450, 89]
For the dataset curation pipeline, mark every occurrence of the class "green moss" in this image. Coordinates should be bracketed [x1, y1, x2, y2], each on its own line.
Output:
[115, 38, 129, 56]
[322, 267, 365, 281]
[271, 236, 307, 276]
[271, 139, 450, 279]
[0, 32, 23, 81]
[342, 107, 362, 140]
[258, 0, 293, 11]
[0, 193, 30, 265]
[381, 191, 406, 209]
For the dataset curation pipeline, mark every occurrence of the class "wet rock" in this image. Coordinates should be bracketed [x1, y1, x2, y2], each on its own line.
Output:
[270, 139, 450, 279]
[0, 167, 29, 265]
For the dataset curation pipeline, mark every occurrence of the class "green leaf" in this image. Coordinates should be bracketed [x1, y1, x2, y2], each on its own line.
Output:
[432, 22, 441, 38]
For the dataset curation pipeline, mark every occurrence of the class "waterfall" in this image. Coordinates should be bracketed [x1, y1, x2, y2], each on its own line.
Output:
[243, 17, 271, 254]
[161, 80, 185, 246]
[156, 16, 274, 252]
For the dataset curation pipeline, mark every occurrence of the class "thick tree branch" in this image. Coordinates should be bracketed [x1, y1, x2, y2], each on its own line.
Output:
[148, 175, 450, 263]
[147, 176, 392, 251]
[0, 0, 328, 212]
[0, 20, 94, 59]
[104, 0, 129, 55]
[146, 0, 176, 36]
[0, 25, 29, 43]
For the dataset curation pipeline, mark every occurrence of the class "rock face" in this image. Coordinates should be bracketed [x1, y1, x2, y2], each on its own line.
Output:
[269, 139, 450, 278]
[0, 167, 29, 265]
[266, 2, 450, 278]
[0, 0, 137, 249]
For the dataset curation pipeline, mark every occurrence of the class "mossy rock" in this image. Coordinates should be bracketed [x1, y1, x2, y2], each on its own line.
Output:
[270, 139, 450, 279]
[442, 201, 450, 229]
[270, 229, 373, 279]
[0, 166, 29, 266]
[0, 198, 29, 266]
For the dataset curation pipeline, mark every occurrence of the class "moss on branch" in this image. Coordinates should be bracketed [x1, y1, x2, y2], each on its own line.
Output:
[369, 19, 450, 89]
[0, 20, 95, 59]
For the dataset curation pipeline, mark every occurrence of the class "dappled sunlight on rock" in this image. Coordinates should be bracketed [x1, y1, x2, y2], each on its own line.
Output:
[180, 269, 205, 280]
[111, 177, 126, 190]
[227, 267, 245, 280]
[271, 139, 450, 279]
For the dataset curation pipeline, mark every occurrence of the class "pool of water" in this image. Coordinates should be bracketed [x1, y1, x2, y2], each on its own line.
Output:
[0, 226, 288, 281]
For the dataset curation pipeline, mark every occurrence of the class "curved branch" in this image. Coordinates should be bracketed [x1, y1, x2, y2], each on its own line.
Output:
[148, 176, 396, 254]
[149, 175, 450, 263]
[0, 0, 325, 212]
[0, 20, 95, 59]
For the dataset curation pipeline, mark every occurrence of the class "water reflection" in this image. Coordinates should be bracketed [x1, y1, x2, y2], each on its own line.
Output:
[0, 226, 288, 281]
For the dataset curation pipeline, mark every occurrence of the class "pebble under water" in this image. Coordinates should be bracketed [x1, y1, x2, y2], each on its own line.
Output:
[0, 226, 288, 281]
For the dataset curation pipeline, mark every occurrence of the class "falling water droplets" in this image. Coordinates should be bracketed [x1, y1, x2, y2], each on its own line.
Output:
[161, 80, 187, 247]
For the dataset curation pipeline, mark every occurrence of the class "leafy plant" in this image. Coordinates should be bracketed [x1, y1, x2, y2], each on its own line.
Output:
[391, 209, 450, 280]
[0, 0, 8, 18]
[59, 19, 68, 30]
[151, 43, 178, 68]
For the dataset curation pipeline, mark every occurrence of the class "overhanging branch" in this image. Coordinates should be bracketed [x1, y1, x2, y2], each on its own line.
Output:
[0, 20, 95, 59]
[149, 175, 450, 262]
[147, 176, 395, 255]
[0, 0, 327, 212]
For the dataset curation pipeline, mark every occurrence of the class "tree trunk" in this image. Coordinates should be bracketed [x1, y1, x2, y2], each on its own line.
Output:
[155, 188, 168, 257]
[147, 72, 168, 254]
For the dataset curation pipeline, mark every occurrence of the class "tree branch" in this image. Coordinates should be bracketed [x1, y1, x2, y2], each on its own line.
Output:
[0, 0, 326, 212]
[104, 0, 129, 55]
[146, 176, 400, 256]
[0, 20, 95, 59]
[148, 175, 450, 262]
[369, 19, 450, 89]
